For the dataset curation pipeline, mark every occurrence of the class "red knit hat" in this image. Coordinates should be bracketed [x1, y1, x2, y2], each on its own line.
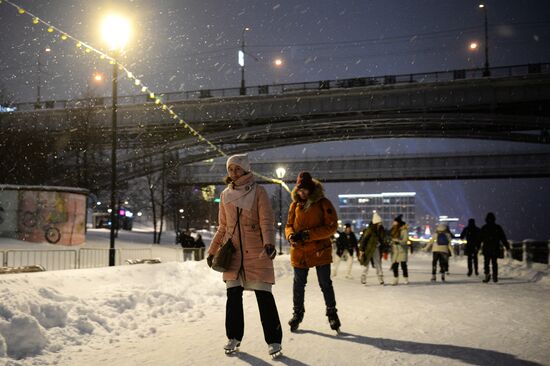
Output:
[296, 171, 315, 192]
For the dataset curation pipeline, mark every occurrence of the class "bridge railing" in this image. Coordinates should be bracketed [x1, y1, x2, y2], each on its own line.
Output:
[4, 249, 78, 271]
[510, 240, 550, 267]
[8, 62, 550, 112]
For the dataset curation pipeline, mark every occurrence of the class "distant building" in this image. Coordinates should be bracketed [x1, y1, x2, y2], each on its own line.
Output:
[338, 192, 416, 231]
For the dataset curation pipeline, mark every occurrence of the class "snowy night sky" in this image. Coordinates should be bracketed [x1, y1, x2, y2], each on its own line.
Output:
[1, 0, 550, 239]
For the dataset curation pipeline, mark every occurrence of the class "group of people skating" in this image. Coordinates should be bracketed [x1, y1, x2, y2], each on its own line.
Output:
[332, 211, 510, 285]
[205, 153, 510, 358]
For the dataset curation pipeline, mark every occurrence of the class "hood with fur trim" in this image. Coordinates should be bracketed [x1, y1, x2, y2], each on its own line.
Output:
[291, 178, 326, 210]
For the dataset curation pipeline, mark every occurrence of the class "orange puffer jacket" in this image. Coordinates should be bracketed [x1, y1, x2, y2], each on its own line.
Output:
[285, 180, 338, 269]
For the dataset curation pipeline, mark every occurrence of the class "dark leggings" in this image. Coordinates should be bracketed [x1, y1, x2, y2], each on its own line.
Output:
[226, 286, 282, 344]
[391, 261, 408, 277]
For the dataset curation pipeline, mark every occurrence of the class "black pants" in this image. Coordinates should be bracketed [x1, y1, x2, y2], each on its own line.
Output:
[293, 264, 336, 310]
[432, 252, 449, 275]
[226, 286, 282, 344]
[467, 252, 479, 275]
[391, 262, 408, 277]
[484, 255, 498, 279]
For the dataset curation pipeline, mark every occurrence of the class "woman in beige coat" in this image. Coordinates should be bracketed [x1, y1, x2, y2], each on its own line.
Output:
[207, 154, 282, 357]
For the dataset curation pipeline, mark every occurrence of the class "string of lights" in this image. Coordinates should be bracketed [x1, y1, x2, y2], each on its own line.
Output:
[0, 0, 291, 192]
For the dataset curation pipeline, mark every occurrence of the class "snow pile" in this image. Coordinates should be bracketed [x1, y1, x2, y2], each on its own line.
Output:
[499, 259, 549, 283]
[0, 261, 235, 362]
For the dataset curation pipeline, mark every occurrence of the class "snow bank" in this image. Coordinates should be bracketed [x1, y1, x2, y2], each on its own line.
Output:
[0, 260, 238, 362]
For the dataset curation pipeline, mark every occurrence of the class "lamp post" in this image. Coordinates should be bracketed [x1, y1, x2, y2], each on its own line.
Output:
[101, 14, 131, 266]
[239, 26, 250, 95]
[36, 47, 51, 108]
[275, 167, 286, 255]
[478, 4, 490, 77]
[273, 57, 283, 85]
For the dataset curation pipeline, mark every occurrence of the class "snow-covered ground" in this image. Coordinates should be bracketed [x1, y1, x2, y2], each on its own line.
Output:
[1, 230, 549, 365]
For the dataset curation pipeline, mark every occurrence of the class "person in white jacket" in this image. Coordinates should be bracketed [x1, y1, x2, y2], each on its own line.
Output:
[424, 223, 453, 282]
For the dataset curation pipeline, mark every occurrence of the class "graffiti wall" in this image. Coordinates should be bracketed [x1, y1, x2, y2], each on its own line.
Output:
[0, 186, 87, 246]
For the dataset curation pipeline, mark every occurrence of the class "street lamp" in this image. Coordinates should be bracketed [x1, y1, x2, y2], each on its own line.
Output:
[275, 167, 286, 255]
[478, 4, 490, 76]
[36, 47, 51, 107]
[101, 14, 131, 266]
[239, 26, 250, 95]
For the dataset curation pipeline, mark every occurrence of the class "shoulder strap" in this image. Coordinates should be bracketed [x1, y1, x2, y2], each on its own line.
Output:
[229, 207, 241, 238]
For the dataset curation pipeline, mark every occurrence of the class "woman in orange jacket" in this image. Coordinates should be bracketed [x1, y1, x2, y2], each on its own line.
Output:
[285, 172, 341, 332]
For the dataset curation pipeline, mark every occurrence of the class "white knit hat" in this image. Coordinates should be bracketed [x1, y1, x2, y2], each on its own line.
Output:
[372, 212, 382, 224]
[226, 154, 251, 172]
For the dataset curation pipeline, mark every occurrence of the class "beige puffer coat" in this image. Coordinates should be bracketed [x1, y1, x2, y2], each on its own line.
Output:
[208, 174, 276, 283]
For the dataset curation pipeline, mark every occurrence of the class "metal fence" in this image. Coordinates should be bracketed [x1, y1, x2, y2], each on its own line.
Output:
[0, 246, 205, 272]
[510, 240, 550, 267]
[4, 250, 78, 271]
[78, 248, 114, 268]
[8, 62, 550, 112]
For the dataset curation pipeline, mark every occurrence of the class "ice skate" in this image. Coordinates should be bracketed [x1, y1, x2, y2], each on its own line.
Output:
[431, 275, 436, 282]
[378, 275, 384, 285]
[441, 273, 445, 282]
[392, 277, 399, 286]
[360, 274, 367, 285]
[268, 343, 282, 359]
[224, 339, 240, 355]
[483, 274, 491, 283]
[288, 308, 304, 332]
[326, 307, 341, 333]
[403, 277, 409, 285]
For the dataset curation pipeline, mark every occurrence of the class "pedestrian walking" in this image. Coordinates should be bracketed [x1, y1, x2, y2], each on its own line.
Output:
[332, 223, 358, 279]
[285, 172, 341, 333]
[206, 154, 282, 357]
[180, 229, 195, 261]
[390, 215, 409, 285]
[480, 212, 510, 283]
[460, 218, 482, 276]
[425, 223, 453, 282]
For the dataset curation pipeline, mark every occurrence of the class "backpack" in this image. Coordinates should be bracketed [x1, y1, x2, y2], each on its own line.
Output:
[437, 232, 449, 246]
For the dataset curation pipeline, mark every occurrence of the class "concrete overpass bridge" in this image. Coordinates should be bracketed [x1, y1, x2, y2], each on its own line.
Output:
[173, 152, 550, 186]
[1, 63, 549, 188]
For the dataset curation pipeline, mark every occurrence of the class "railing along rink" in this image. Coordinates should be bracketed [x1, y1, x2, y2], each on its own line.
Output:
[0, 246, 205, 272]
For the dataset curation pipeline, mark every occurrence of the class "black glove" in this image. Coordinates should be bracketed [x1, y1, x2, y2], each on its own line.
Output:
[289, 231, 310, 242]
[265, 245, 277, 260]
[206, 254, 214, 268]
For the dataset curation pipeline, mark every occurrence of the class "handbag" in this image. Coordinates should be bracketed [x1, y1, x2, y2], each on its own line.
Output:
[212, 207, 241, 272]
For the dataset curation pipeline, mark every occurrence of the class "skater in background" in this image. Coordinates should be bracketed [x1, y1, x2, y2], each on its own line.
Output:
[480, 212, 510, 283]
[424, 223, 453, 282]
[358, 212, 386, 285]
[460, 218, 482, 276]
[285, 172, 341, 333]
[332, 223, 358, 279]
[390, 215, 409, 285]
[206, 154, 282, 357]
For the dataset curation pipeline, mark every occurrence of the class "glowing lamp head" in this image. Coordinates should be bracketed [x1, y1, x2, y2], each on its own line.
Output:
[93, 73, 103, 82]
[101, 14, 131, 51]
[478, 4, 485, 8]
[275, 167, 286, 179]
[469, 42, 479, 50]
[274, 58, 283, 67]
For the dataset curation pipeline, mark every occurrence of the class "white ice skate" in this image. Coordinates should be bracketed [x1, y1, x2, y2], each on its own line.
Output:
[268, 343, 282, 359]
[224, 339, 240, 355]
[361, 274, 367, 285]
[392, 277, 399, 286]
